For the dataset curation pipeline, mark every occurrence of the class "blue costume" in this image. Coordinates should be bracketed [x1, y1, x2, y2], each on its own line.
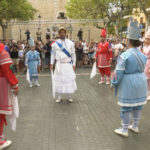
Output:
[25, 50, 41, 85]
[111, 17, 148, 137]
[112, 48, 147, 108]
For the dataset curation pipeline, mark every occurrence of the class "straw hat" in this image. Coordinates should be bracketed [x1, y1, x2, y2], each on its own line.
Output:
[58, 27, 67, 33]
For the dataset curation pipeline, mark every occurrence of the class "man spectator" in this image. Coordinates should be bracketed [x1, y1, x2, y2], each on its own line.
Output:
[25, 30, 30, 41]
[43, 41, 51, 71]
[77, 28, 83, 41]
[36, 28, 42, 41]
[10, 40, 19, 73]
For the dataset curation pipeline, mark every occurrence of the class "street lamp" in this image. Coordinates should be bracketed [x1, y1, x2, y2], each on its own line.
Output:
[38, 14, 41, 28]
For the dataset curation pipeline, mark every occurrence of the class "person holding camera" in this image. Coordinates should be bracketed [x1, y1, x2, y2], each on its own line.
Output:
[76, 41, 84, 68]
[10, 40, 19, 74]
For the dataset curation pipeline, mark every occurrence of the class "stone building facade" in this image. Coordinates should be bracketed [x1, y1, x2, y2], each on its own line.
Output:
[0, 0, 103, 43]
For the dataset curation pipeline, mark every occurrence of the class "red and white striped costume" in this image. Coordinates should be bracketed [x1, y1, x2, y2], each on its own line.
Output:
[95, 29, 113, 83]
[0, 43, 18, 148]
[95, 41, 113, 76]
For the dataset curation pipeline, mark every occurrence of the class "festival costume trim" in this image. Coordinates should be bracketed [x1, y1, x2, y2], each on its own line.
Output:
[143, 26, 150, 100]
[111, 17, 147, 137]
[95, 28, 113, 83]
[0, 43, 19, 149]
[51, 38, 77, 101]
[25, 37, 41, 87]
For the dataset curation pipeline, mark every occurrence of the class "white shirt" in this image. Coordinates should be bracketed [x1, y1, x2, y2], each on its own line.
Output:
[46, 31, 51, 35]
[18, 50, 24, 60]
[111, 44, 115, 50]
[140, 37, 145, 42]
[52, 31, 58, 37]
[137, 45, 142, 52]
[21, 44, 25, 50]
[51, 39, 76, 66]
[82, 42, 86, 50]
[114, 43, 124, 50]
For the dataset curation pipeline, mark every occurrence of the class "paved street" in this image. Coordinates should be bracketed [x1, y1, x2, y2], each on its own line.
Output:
[5, 68, 150, 150]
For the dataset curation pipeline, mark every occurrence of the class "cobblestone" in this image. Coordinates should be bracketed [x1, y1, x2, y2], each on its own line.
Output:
[4, 68, 150, 150]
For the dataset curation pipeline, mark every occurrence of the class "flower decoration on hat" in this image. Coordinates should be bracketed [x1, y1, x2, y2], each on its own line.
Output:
[139, 24, 143, 29]
[126, 17, 142, 40]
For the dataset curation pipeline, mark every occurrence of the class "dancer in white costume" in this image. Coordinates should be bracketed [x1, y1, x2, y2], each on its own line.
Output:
[50, 27, 77, 103]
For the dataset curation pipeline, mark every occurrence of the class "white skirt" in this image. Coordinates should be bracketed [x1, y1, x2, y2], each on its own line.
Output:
[54, 62, 77, 94]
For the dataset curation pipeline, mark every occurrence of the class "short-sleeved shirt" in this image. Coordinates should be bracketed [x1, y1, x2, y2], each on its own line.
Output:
[10, 45, 19, 58]
[114, 43, 124, 50]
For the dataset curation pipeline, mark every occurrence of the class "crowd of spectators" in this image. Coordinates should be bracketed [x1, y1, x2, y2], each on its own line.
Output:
[1, 32, 144, 74]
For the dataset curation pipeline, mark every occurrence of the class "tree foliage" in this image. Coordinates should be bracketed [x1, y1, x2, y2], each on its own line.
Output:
[133, 0, 150, 31]
[0, 0, 37, 38]
[0, 0, 37, 24]
[66, 0, 136, 35]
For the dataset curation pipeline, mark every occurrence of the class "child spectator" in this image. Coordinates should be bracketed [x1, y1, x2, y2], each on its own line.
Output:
[83, 53, 90, 66]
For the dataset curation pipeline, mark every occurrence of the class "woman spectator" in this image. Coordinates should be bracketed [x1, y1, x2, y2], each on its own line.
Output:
[46, 28, 51, 41]
[84, 43, 89, 56]
[88, 41, 94, 66]
[76, 41, 84, 68]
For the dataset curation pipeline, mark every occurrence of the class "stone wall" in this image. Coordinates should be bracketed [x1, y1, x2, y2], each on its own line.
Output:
[0, 0, 103, 43]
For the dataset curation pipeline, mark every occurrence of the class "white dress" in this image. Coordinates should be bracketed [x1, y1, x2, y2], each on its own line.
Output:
[51, 39, 77, 94]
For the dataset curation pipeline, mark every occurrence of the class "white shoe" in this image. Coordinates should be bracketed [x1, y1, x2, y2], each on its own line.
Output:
[0, 140, 12, 149]
[147, 95, 150, 101]
[30, 85, 32, 88]
[67, 98, 73, 103]
[56, 99, 62, 103]
[114, 129, 128, 137]
[35, 84, 40, 87]
[106, 81, 110, 85]
[99, 80, 105, 84]
[128, 125, 139, 133]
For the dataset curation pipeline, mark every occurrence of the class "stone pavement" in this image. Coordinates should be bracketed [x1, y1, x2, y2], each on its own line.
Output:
[5, 68, 150, 150]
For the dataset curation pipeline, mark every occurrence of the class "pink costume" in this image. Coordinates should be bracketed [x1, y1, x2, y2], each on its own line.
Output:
[144, 26, 150, 96]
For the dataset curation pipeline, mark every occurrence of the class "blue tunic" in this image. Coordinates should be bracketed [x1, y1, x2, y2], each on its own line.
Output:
[111, 48, 147, 107]
[25, 50, 41, 77]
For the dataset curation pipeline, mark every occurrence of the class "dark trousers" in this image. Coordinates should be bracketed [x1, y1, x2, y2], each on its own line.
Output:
[37, 37, 41, 41]
[78, 36, 82, 41]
